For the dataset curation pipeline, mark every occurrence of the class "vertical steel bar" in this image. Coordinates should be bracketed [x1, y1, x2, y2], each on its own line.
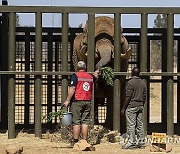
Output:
[0, 15, 1, 124]
[8, 12, 16, 139]
[2, 0, 9, 129]
[55, 42, 58, 123]
[35, 12, 42, 138]
[162, 31, 167, 132]
[24, 31, 30, 127]
[87, 13, 95, 126]
[87, 14, 95, 72]
[140, 13, 148, 136]
[113, 13, 121, 132]
[147, 39, 150, 127]
[177, 40, 180, 123]
[1, 5, 9, 128]
[54, 42, 60, 123]
[61, 13, 69, 104]
[167, 13, 174, 136]
[47, 32, 53, 127]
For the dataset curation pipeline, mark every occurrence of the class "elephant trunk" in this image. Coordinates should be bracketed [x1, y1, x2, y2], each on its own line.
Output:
[95, 38, 112, 69]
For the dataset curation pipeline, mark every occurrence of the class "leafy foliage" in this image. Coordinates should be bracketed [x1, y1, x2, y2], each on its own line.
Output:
[16, 14, 20, 27]
[43, 109, 66, 122]
[154, 14, 167, 28]
[100, 67, 114, 86]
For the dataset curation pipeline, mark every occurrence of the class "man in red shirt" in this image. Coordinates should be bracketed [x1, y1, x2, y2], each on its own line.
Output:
[64, 61, 99, 146]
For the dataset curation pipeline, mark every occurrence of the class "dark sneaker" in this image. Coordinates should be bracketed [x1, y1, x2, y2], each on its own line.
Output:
[138, 145, 145, 149]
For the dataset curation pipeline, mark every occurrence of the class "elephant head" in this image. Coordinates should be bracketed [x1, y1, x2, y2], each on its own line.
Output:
[73, 16, 132, 71]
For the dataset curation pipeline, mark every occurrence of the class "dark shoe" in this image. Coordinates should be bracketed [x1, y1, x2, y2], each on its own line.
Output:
[68, 138, 79, 148]
[138, 145, 145, 149]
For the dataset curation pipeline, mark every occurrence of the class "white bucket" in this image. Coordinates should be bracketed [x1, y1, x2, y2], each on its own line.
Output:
[61, 112, 72, 126]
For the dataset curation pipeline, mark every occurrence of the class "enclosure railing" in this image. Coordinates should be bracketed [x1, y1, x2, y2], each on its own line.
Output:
[1, 6, 179, 138]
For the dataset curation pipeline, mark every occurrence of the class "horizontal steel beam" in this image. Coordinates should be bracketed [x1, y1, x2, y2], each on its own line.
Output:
[0, 71, 179, 76]
[15, 27, 180, 34]
[1, 6, 180, 14]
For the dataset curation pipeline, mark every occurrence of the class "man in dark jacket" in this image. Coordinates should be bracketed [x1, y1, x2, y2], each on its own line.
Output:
[121, 67, 147, 149]
[64, 61, 99, 146]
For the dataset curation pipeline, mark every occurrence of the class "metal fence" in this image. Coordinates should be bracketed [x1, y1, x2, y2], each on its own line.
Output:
[0, 6, 180, 139]
[13, 27, 138, 125]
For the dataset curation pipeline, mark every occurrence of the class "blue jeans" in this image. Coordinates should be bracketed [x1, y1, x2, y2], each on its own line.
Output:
[125, 106, 145, 147]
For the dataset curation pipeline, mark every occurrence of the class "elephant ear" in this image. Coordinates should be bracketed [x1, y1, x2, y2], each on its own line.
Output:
[73, 34, 83, 71]
[72, 45, 88, 71]
[73, 33, 88, 71]
[72, 46, 87, 72]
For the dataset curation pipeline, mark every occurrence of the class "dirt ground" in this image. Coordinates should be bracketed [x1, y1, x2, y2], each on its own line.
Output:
[0, 131, 180, 154]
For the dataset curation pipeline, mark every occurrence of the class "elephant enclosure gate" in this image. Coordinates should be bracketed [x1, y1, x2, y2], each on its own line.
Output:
[1, 6, 180, 139]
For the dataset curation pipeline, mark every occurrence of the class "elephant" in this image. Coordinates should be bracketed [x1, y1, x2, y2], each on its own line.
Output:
[72, 16, 132, 132]
[73, 16, 131, 71]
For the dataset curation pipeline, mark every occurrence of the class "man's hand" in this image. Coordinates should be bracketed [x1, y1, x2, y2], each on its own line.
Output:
[93, 69, 100, 79]
[121, 97, 130, 116]
[95, 69, 100, 74]
[64, 100, 70, 107]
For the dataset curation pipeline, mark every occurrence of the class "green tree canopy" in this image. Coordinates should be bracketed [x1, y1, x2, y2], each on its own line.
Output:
[16, 14, 20, 27]
[154, 14, 167, 28]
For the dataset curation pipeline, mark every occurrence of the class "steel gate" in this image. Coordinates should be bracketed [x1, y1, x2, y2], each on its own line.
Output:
[0, 6, 180, 139]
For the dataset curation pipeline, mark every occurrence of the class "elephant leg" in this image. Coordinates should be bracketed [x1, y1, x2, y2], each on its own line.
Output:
[94, 98, 99, 125]
[104, 85, 113, 130]
[104, 81, 127, 133]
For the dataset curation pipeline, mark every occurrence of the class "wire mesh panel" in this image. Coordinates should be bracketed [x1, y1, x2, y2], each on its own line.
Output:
[97, 98, 107, 124]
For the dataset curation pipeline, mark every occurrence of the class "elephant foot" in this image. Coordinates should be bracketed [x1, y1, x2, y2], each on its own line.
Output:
[104, 121, 113, 130]
[121, 48, 132, 60]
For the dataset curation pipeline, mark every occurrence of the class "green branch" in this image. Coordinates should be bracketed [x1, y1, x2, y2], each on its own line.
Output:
[100, 67, 114, 86]
[43, 109, 66, 122]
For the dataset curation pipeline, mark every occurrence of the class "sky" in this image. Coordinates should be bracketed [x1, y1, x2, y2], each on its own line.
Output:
[3, 0, 180, 28]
